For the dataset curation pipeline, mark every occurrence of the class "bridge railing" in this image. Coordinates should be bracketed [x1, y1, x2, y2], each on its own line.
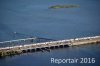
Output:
[0, 37, 55, 48]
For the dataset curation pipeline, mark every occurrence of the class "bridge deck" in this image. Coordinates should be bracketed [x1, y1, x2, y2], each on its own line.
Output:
[0, 36, 100, 57]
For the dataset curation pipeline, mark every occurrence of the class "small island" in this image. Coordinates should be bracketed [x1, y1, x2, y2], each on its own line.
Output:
[49, 4, 80, 9]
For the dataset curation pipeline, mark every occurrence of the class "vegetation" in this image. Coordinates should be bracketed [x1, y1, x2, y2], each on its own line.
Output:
[0, 50, 22, 57]
[49, 4, 80, 9]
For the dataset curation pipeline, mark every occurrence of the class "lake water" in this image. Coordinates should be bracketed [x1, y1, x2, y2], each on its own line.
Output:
[0, 0, 100, 66]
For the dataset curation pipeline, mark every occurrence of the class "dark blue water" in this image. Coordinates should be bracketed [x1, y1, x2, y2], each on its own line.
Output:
[0, 0, 100, 66]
